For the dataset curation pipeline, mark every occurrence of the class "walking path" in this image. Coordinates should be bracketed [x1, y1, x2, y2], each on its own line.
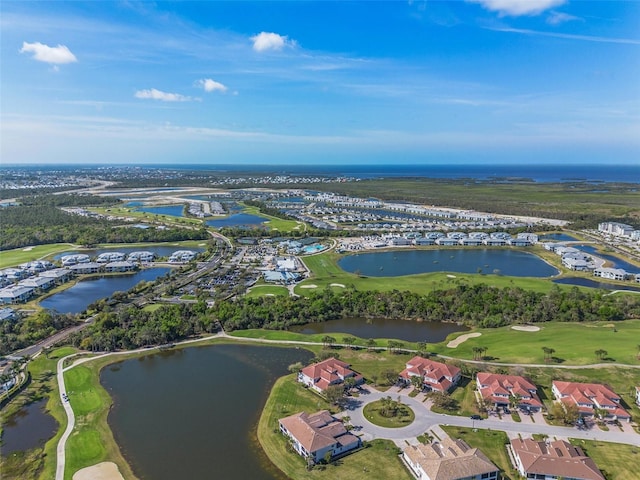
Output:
[56, 355, 77, 480]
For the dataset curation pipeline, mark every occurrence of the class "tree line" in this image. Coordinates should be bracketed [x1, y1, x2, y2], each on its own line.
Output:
[0, 205, 208, 250]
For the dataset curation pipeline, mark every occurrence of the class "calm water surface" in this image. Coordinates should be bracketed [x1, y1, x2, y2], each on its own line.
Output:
[538, 233, 578, 242]
[572, 245, 640, 274]
[1, 399, 57, 456]
[553, 277, 640, 292]
[135, 205, 185, 217]
[338, 249, 559, 277]
[40, 268, 170, 313]
[291, 317, 467, 343]
[101, 344, 312, 480]
[206, 213, 267, 228]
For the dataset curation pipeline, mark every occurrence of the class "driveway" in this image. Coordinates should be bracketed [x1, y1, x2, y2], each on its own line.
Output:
[341, 386, 640, 448]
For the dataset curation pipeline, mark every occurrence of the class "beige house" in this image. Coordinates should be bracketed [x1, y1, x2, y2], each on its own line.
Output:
[403, 438, 499, 480]
[510, 438, 605, 480]
[278, 410, 360, 464]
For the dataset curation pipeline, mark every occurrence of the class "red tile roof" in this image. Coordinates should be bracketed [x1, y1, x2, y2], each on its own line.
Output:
[477, 373, 542, 408]
[552, 381, 628, 418]
[400, 356, 460, 392]
[300, 357, 361, 392]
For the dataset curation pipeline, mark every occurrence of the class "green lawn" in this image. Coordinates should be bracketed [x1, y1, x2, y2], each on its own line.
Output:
[363, 399, 415, 428]
[246, 285, 290, 298]
[569, 439, 640, 480]
[440, 426, 517, 480]
[240, 204, 304, 232]
[0, 243, 77, 268]
[62, 359, 138, 480]
[257, 375, 411, 480]
[89, 206, 203, 226]
[437, 320, 640, 366]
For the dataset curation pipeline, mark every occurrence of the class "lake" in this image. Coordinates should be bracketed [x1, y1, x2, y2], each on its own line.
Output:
[101, 344, 313, 480]
[206, 213, 267, 228]
[572, 245, 640, 274]
[1, 399, 57, 456]
[290, 317, 467, 343]
[538, 233, 578, 242]
[338, 249, 559, 277]
[553, 277, 640, 292]
[39, 267, 171, 314]
[135, 205, 185, 217]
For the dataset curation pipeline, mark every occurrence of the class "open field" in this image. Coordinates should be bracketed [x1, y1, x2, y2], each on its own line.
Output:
[569, 438, 640, 480]
[258, 375, 412, 480]
[246, 285, 290, 298]
[89, 206, 203, 227]
[304, 179, 640, 222]
[437, 320, 640, 366]
[240, 204, 304, 232]
[0, 243, 78, 269]
[440, 426, 517, 480]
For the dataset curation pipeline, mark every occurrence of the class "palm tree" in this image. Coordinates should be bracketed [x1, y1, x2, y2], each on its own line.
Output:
[322, 335, 336, 349]
[472, 346, 483, 361]
[595, 349, 607, 361]
[542, 346, 555, 362]
[411, 375, 424, 391]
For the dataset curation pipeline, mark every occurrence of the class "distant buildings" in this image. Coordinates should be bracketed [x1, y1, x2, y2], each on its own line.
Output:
[509, 438, 605, 480]
[278, 410, 361, 464]
[403, 438, 499, 480]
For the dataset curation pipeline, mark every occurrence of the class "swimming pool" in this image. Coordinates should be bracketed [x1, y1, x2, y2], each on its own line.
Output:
[303, 244, 326, 254]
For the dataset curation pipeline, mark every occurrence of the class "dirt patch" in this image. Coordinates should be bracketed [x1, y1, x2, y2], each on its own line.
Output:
[73, 462, 124, 480]
[511, 325, 541, 332]
[446, 332, 482, 348]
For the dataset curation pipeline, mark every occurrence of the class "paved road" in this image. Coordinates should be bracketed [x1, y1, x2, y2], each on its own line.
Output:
[342, 386, 640, 447]
[55, 354, 78, 480]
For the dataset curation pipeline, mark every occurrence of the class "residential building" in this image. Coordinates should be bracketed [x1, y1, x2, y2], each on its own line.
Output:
[278, 410, 361, 464]
[0, 308, 16, 322]
[509, 438, 605, 480]
[403, 438, 499, 480]
[476, 373, 543, 412]
[0, 285, 35, 304]
[39, 268, 73, 284]
[552, 381, 630, 422]
[104, 261, 137, 272]
[18, 276, 55, 292]
[598, 222, 634, 237]
[169, 250, 197, 262]
[593, 267, 629, 281]
[69, 262, 103, 274]
[298, 357, 363, 393]
[399, 356, 461, 392]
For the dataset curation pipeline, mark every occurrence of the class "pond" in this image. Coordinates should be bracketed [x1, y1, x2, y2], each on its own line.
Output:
[338, 249, 559, 278]
[538, 233, 578, 242]
[1, 399, 57, 456]
[290, 317, 467, 343]
[553, 277, 640, 293]
[101, 344, 313, 480]
[135, 205, 185, 217]
[206, 213, 268, 229]
[39, 267, 171, 314]
[53, 246, 204, 261]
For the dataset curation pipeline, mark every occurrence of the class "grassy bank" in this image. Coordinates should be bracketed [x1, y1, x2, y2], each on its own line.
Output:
[246, 285, 290, 298]
[569, 439, 640, 480]
[257, 375, 412, 480]
[240, 204, 304, 233]
[0, 244, 77, 269]
[0, 347, 75, 480]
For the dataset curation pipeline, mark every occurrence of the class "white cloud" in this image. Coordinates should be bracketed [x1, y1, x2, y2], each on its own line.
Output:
[546, 11, 580, 25]
[19, 41, 77, 64]
[487, 26, 640, 45]
[134, 88, 192, 102]
[197, 78, 228, 93]
[468, 0, 565, 16]
[250, 32, 295, 52]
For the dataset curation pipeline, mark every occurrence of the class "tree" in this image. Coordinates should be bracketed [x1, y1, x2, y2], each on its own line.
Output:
[417, 342, 429, 357]
[542, 346, 555, 362]
[288, 362, 303, 374]
[383, 369, 399, 386]
[366, 338, 377, 351]
[322, 335, 336, 349]
[343, 376, 357, 392]
[595, 349, 607, 361]
[342, 336, 356, 349]
[410, 375, 424, 391]
[325, 384, 344, 405]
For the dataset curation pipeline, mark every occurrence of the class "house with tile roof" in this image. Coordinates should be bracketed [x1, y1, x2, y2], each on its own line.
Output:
[476, 372, 543, 412]
[298, 357, 364, 393]
[552, 381, 630, 422]
[509, 438, 605, 480]
[402, 438, 499, 480]
[399, 356, 461, 393]
[278, 410, 361, 464]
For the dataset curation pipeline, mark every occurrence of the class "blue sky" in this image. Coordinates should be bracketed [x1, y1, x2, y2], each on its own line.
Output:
[1, 0, 639, 166]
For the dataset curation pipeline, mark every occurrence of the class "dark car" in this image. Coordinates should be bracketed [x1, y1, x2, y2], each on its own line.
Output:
[470, 414, 482, 420]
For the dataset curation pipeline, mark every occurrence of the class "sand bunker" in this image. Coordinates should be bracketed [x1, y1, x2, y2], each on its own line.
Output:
[447, 332, 482, 348]
[73, 462, 124, 480]
[299, 284, 318, 289]
[446, 274, 456, 278]
[22, 246, 34, 251]
[511, 325, 541, 332]
[330, 283, 346, 288]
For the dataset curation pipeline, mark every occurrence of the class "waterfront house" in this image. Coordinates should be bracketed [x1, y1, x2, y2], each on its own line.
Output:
[278, 410, 361, 464]
[403, 438, 499, 480]
[552, 381, 630, 422]
[18, 276, 55, 292]
[39, 268, 73, 284]
[399, 356, 461, 393]
[104, 261, 136, 273]
[169, 250, 197, 263]
[509, 438, 604, 480]
[476, 373, 543, 412]
[69, 262, 103, 274]
[0, 285, 35, 304]
[593, 267, 629, 281]
[298, 357, 363, 393]
[0, 308, 16, 322]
